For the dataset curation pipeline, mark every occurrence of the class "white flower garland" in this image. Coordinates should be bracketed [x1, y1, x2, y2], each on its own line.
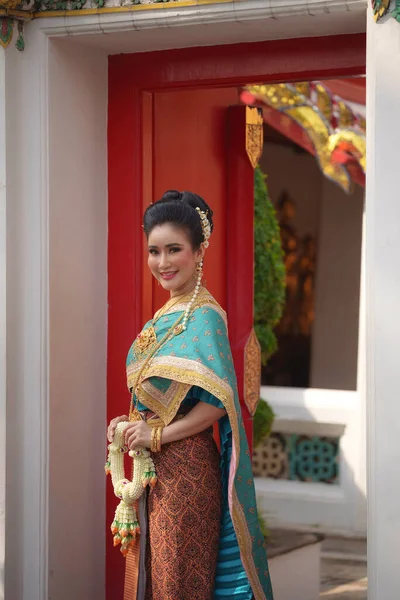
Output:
[106, 209, 211, 555]
[105, 422, 157, 555]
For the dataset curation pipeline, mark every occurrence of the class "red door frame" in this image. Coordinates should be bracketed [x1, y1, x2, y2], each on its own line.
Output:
[107, 33, 366, 599]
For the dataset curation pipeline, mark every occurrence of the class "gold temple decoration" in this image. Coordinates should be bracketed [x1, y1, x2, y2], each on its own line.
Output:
[275, 191, 316, 338]
[245, 83, 366, 194]
[245, 106, 263, 169]
[0, 0, 32, 51]
[1, 0, 21, 8]
[244, 328, 261, 417]
[372, 0, 391, 21]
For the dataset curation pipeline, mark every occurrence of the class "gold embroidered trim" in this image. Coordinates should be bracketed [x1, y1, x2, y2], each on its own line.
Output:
[126, 358, 146, 391]
[141, 379, 180, 408]
[137, 357, 239, 438]
[231, 487, 269, 600]
[137, 382, 191, 426]
[150, 355, 234, 393]
[152, 294, 227, 328]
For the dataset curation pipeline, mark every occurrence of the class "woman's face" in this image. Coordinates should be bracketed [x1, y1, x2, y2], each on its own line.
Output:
[147, 223, 204, 297]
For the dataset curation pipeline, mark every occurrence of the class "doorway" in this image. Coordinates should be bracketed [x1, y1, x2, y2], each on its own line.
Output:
[107, 33, 366, 598]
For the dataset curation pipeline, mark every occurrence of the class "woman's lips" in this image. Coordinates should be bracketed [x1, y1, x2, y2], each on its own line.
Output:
[160, 271, 178, 281]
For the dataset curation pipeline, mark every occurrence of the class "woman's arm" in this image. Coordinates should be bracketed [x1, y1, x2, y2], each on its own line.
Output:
[162, 401, 226, 444]
[124, 401, 226, 450]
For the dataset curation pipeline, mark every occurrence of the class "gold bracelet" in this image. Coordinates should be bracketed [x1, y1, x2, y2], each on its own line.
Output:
[156, 426, 163, 452]
[151, 427, 158, 453]
[150, 426, 163, 453]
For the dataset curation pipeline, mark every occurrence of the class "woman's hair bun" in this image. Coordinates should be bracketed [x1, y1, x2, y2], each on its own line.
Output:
[161, 190, 214, 232]
[143, 189, 214, 249]
[161, 190, 183, 202]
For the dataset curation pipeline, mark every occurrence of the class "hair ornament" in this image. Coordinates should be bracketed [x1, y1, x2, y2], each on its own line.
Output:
[195, 207, 211, 248]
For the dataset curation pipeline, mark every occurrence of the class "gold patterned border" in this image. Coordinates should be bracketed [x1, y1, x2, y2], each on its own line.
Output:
[157, 297, 227, 328]
[137, 356, 233, 421]
[141, 377, 191, 412]
[231, 487, 270, 600]
[246, 106, 264, 169]
[244, 329, 261, 417]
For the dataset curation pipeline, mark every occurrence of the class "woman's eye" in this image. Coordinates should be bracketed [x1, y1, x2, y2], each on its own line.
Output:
[149, 249, 158, 255]
[170, 247, 181, 253]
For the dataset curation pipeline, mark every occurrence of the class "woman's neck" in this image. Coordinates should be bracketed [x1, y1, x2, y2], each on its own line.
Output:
[170, 278, 197, 299]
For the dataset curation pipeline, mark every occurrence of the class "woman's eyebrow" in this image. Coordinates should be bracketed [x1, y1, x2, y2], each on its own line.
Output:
[148, 243, 184, 249]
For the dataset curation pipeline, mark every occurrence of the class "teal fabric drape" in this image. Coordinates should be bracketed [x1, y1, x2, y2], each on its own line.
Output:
[127, 292, 273, 600]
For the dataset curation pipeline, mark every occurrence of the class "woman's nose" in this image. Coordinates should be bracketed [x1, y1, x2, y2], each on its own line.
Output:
[159, 252, 170, 269]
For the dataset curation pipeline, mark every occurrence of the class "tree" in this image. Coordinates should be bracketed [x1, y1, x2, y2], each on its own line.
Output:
[254, 166, 286, 365]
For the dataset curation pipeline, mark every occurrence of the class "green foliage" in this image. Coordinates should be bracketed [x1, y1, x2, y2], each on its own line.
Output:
[254, 167, 286, 364]
[70, 0, 85, 8]
[392, 0, 400, 21]
[254, 399, 275, 538]
[258, 511, 270, 539]
[253, 398, 275, 448]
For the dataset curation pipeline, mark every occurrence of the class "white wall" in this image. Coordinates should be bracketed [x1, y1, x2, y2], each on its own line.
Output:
[258, 386, 366, 535]
[260, 143, 322, 239]
[260, 141, 363, 390]
[366, 9, 400, 599]
[4, 32, 108, 600]
[5, 33, 50, 599]
[48, 39, 108, 600]
[312, 179, 364, 390]
[0, 48, 6, 600]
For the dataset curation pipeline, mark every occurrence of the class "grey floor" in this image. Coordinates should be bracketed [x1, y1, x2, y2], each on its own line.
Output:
[320, 537, 367, 600]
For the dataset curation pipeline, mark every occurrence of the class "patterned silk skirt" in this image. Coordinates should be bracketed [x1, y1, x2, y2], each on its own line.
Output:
[145, 429, 222, 600]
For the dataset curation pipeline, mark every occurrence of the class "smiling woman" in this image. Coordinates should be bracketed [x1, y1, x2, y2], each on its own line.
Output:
[106, 190, 274, 600]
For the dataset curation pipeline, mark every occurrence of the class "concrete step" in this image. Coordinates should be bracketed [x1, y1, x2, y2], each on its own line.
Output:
[321, 536, 367, 563]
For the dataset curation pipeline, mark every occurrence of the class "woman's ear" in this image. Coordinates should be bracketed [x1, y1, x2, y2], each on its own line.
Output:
[196, 243, 206, 262]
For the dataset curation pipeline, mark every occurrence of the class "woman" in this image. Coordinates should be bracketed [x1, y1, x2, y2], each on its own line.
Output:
[107, 190, 273, 600]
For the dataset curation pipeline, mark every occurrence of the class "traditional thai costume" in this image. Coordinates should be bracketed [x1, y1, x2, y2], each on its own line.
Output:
[121, 288, 273, 600]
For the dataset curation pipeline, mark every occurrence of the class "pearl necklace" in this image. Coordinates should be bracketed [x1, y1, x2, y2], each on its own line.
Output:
[181, 261, 203, 331]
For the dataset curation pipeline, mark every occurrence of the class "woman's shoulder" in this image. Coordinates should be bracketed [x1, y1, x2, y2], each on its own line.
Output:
[195, 289, 228, 329]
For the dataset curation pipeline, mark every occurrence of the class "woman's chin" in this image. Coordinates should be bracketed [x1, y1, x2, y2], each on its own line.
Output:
[159, 278, 180, 292]
[156, 273, 195, 296]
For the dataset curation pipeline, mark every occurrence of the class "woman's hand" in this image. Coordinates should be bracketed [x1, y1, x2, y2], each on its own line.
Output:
[124, 420, 152, 450]
[107, 414, 129, 443]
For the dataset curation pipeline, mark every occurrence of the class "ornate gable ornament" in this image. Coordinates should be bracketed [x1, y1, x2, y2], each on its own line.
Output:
[0, 0, 34, 50]
[243, 82, 366, 194]
[372, 0, 400, 22]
